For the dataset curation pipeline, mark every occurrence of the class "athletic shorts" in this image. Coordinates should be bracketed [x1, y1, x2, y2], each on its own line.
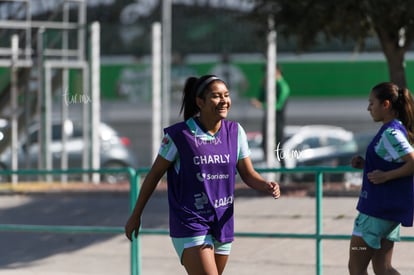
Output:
[352, 212, 400, 249]
[171, 234, 232, 264]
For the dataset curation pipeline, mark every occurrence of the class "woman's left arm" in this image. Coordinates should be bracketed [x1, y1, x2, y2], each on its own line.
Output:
[236, 156, 280, 199]
[367, 152, 414, 184]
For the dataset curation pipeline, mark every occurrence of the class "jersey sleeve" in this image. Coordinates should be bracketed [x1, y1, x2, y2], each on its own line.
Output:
[237, 123, 251, 160]
[381, 127, 414, 161]
[158, 133, 178, 162]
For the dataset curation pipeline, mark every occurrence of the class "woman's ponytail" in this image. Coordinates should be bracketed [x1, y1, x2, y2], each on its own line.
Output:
[397, 87, 414, 144]
[179, 77, 198, 121]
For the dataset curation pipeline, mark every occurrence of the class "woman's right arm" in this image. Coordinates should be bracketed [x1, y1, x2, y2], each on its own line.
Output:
[125, 155, 171, 241]
[367, 152, 414, 184]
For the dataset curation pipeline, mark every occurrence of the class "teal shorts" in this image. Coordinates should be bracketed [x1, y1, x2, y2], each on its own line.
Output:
[171, 234, 232, 264]
[352, 212, 400, 249]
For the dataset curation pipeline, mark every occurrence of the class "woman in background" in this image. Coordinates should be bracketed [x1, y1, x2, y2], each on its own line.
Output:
[348, 82, 414, 275]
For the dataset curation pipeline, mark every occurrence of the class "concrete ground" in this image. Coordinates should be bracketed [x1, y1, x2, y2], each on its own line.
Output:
[0, 190, 413, 275]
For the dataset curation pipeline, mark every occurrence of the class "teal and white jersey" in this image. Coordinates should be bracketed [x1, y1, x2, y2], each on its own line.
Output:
[375, 120, 414, 162]
[159, 117, 250, 171]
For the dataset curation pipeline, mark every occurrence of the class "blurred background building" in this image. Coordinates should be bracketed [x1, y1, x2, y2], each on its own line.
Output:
[2, 0, 412, 103]
[0, 0, 412, 170]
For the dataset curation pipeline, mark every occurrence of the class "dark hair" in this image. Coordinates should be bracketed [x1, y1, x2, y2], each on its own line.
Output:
[179, 75, 224, 120]
[372, 82, 414, 143]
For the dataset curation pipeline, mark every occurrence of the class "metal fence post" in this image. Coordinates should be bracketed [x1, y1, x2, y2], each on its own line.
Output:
[315, 170, 323, 275]
[130, 169, 141, 275]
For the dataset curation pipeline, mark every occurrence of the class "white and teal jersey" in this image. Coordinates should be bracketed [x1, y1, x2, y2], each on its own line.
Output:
[159, 117, 250, 171]
[375, 120, 414, 162]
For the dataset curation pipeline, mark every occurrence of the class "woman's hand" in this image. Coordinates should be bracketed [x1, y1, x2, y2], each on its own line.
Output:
[351, 155, 365, 169]
[266, 181, 281, 199]
[367, 169, 388, 184]
[125, 216, 141, 241]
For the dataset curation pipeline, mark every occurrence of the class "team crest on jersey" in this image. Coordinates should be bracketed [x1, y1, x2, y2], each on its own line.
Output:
[160, 136, 171, 151]
[162, 136, 170, 145]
